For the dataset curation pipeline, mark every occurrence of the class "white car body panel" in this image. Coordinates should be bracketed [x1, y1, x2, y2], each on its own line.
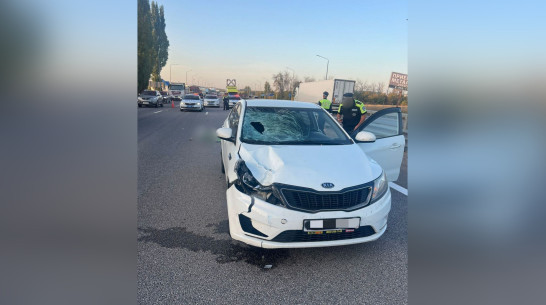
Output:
[357, 135, 404, 181]
[239, 143, 381, 191]
[226, 184, 391, 248]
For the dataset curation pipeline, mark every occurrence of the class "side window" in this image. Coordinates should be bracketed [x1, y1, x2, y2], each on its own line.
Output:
[363, 112, 400, 139]
[228, 105, 240, 138]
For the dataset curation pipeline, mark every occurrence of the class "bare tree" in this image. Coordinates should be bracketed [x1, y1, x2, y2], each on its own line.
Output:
[370, 83, 377, 93]
[355, 79, 366, 93]
[303, 76, 315, 82]
[377, 82, 385, 94]
[272, 70, 292, 99]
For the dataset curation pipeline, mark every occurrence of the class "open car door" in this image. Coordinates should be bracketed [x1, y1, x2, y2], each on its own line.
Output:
[354, 107, 405, 181]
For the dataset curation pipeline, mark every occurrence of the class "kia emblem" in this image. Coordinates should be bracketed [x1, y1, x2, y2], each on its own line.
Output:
[321, 182, 334, 189]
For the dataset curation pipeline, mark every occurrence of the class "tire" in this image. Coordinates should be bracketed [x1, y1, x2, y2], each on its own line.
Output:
[138, 104, 142, 108]
[180, 108, 183, 112]
[155, 102, 159, 108]
[160, 103, 163, 107]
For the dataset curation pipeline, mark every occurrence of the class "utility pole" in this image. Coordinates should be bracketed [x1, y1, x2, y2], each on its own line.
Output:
[316, 55, 329, 80]
[186, 69, 192, 85]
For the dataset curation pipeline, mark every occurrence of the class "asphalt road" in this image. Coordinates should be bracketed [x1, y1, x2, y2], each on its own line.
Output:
[138, 102, 408, 304]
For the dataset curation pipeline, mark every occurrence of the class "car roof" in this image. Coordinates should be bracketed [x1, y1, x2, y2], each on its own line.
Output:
[244, 99, 320, 109]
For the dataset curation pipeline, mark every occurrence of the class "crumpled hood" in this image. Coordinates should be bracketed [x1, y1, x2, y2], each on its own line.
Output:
[239, 143, 379, 191]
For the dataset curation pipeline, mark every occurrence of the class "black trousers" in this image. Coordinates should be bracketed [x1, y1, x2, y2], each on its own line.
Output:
[223, 102, 229, 110]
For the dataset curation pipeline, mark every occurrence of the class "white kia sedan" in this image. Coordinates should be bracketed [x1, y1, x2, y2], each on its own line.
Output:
[217, 100, 404, 248]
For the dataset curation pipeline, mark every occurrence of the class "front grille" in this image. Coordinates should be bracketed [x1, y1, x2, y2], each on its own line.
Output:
[271, 226, 376, 242]
[280, 186, 371, 212]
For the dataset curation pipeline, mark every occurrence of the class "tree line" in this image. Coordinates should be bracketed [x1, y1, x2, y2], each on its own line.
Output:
[138, 0, 169, 93]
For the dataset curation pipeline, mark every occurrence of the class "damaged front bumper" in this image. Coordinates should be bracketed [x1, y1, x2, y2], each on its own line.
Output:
[226, 184, 391, 249]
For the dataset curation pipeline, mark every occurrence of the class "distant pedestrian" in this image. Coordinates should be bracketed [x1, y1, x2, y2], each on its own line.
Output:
[317, 91, 332, 131]
[223, 94, 229, 110]
[318, 91, 332, 113]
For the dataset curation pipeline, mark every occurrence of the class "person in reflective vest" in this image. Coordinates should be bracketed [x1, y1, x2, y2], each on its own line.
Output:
[336, 92, 367, 134]
[223, 94, 229, 110]
[318, 91, 332, 113]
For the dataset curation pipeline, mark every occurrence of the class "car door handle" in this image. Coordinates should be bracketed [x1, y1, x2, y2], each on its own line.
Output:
[228, 153, 232, 160]
[390, 143, 402, 149]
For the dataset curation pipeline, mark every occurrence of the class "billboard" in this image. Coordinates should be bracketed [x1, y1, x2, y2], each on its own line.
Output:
[388, 72, 408, 91]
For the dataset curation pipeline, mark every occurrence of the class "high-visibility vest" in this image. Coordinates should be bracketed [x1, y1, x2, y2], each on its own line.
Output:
[337, 99, 367, 128]
[318, 99, 332, 110]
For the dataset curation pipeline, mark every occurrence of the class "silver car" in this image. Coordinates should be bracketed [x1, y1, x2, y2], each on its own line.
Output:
[203, 95, 220, 107]
[138, 90, 163, 108]
[179, 94, 204, 112]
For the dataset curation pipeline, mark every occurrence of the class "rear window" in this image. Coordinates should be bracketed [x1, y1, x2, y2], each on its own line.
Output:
[141, 91, 156, 96]
[183, 95, 200, 100]
[205, 95, 217, 99]
[160, 91, 168, 95]
[229, 96, 241, 100]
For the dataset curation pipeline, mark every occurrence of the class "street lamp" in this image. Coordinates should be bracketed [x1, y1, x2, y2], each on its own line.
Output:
[316, 55, 329, 80]
[170, 64, 184, 83]
[186, 69, 192, 85]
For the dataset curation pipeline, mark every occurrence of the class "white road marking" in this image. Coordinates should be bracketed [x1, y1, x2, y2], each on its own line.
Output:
[389, 182, 408, 196]
[153, 111, 162, 114]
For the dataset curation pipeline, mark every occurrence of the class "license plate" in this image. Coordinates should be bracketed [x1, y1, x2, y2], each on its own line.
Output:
[143, 102, 149, 105]
[303, 218, 360, 232]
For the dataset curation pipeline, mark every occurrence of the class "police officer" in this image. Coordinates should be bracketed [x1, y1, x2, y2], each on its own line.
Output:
[223, 94, 229, 110]
[336, 93, 367, 134]
[318, 91, 332, 113]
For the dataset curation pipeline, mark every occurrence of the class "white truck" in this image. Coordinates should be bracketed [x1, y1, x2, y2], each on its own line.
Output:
[168, 83, 186, 101]
[294, 79, 355, 112]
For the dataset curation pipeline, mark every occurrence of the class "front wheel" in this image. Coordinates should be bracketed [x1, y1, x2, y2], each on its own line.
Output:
[155, 102, 159, 108]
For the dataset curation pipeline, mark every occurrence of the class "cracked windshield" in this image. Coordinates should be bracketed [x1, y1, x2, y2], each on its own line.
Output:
[241, 107, 352, 145]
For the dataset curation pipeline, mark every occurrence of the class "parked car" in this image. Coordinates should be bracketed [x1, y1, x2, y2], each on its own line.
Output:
[228, 95, 241, 108]
[217, 100, 404, 248]
[203, 94, 220, 107]
[160, 91, 172, 104]
[179, 94, 204, 112]
[138, 90, 163, 108]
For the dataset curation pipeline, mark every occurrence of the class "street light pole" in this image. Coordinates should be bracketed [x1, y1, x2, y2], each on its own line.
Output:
[186, 69, 192, 85]
[316, 55, 329, 80]
[170, 64, 185, 88]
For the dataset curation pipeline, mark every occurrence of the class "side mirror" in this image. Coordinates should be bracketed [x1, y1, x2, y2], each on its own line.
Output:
[216, 127, 234, 142]
[355, 131, 376, 143]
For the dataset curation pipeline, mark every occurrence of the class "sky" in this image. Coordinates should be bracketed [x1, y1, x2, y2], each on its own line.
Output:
[158, 0, 407, 89]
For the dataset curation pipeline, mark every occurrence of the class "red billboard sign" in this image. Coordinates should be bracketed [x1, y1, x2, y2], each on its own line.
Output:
[389, 72, 408, 91]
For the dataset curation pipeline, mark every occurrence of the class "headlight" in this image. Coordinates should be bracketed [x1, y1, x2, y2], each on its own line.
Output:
[234, 160, 285, 206]
[371, 171, 388, 203]
[180, 102, 185, 105]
